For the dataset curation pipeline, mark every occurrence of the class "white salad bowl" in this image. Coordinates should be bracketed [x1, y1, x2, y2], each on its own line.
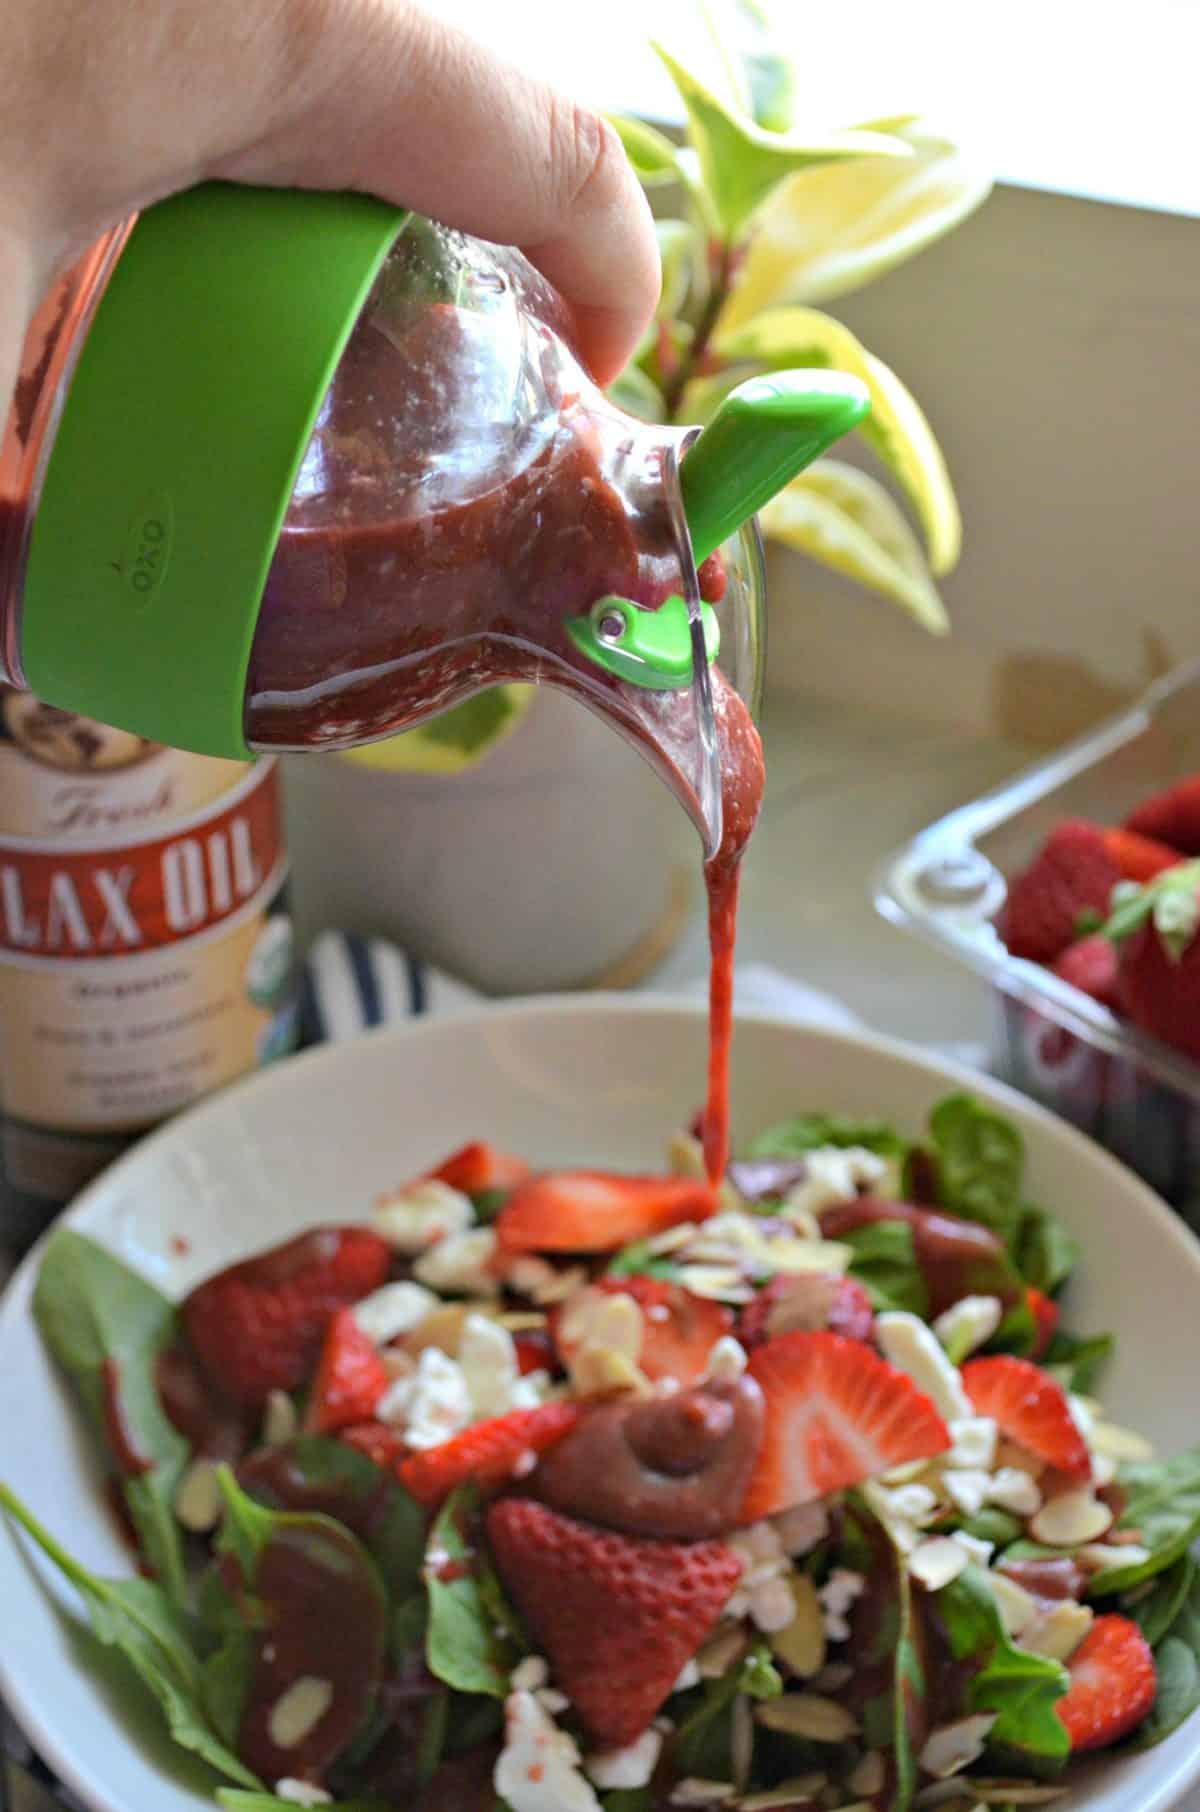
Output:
[2, 997, 1200, 1812]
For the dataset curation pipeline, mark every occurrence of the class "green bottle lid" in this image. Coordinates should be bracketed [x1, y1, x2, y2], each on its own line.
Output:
[20, 184, 408, 756]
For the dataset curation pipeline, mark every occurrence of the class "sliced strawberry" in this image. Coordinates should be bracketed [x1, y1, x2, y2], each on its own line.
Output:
[495, 1171, 716, 1254]
[428, 1140, 531, 1196]
[740, 1330, 950, 1522]
[1057, 1614, 1156, 1751]
[1100, 826, 1183, 883]
[1125, 774, 1200, 855]
[738, 1274, 874, 1350]
[397, 1401, 581, 1508]
[486, 1496, 742, 1749]
[182, 1227, 391, 1409]
[1001, 820, 1120, 964]
[1026, 1287, 1060, 1362]
[338, 1421, 409, 1470]
[306, 1307, 389, 1434]
[554, 1277, 732, 1385]
[1050, 935, 1122, 1009]
[960, 1354, 1090, 1482]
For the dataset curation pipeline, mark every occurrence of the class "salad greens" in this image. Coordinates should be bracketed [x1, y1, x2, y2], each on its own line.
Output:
[4, 1086, 1200, 1812]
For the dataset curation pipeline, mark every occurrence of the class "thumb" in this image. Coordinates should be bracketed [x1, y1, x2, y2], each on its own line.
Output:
[217, 0, 661, 385]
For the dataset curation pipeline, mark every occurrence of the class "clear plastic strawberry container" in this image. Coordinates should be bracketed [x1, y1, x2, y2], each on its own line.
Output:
[873, 659, 1200, 1216]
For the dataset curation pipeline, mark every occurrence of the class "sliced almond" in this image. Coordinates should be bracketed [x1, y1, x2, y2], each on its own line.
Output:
[174, 1457, 222, 1533]
[558, 1288, 643, 1361]
[1018, 1600, 1093, 1664]
[570, 1345, 651, 1398]
[848, 1751, 886, 1795]
[697, 1623, 752, 1679]
[731, 1694, 754, 1791]
[754, 1694, 858, 1742]
[267, 1676, 333, 1751]
[966, 1783, 1070, 1804]
[736, 1778, 828, 1812]
[994, 1438, 1045, 1479]
[677, 1265, 755, 1304]
[1078, 1541, 1151, 1572]
[647, 1221, 701, 1255]
[766, 1576, 826, 1678]
[908, 1537, 969, 1593]
[1088, 1421, 1154, 1463]
[527, 1264, 590, 1306]
[496, 1310, 548, 1332]
[761, 1238, 852, 1276]
[918, 1712, 997, 1778]
[670, 1782, 736, 1806]
[1029, 1489, 1112, 1547]
[987, 1572, 1038, 1637]
[403, 1303, 471, 1357]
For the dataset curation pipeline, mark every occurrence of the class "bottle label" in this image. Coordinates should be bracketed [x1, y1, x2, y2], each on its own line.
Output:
[0, 692, 296, 1193]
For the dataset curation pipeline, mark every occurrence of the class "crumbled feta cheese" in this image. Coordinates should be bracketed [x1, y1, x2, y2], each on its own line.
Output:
[353, 1280, 439, 1345]
[495, 1689, 601, 1812]
[918, 1713, 997, 1778]
[772, 1501, 829, 1556]
[373, 1178, 473, 1253]
[413, 1227, 500, 1296]
[932, 1296, 1003, 1363]
[705, 1336, 749, 1383]
[860, 1480, 921, 1555]
[874, 1483, 940, 1526]
[986, 1467, 1043, 1517]
[274, 1781, 332, 1806]
[941, 1469, 992, 1518]
[459, 1312, 523, 1420]
[585, 1726, 664, 1790]
[942, 1415, 998, 1473]
[875, 1312, 972, 1421]
[378, 1345, 471, 1447]
[725, 1524, 795, 1633]
[819, 1568, 866, 1642]
[781, 1146, 888, 1219]
[537, 1688, 570, 1715]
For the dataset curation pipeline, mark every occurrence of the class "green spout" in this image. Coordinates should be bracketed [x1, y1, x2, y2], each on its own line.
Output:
[680, 369, 871, 565]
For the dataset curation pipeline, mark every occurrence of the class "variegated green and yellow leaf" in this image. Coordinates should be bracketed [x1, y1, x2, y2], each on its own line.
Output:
[759, 459, 949, 633]
[716, 123, 992, 323]
[714, 305, 961, 573]
[337, 687, 534, 776]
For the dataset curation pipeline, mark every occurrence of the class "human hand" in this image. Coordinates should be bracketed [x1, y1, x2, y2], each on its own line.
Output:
[0, 0, 660, 409]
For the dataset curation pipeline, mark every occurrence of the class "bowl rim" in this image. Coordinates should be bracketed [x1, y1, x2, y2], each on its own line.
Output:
[4, 992, 1200, 1812]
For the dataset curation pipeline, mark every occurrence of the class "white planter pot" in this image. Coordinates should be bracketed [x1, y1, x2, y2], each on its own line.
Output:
[282, 690, 698, 994]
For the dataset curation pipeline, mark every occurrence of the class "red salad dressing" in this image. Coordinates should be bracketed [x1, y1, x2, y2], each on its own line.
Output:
[99, 1356, 152, 1477]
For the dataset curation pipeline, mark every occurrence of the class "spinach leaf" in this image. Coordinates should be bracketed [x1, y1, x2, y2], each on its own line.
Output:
[32, 1229, 189, 1600]
[445, 1692, 505, 1754]
[0, 1482, 260, 1788]
[1017, 1208, 1081, 1295]
[416, 1689, 449, 1787]
[1089, 1446, 1200, 1595]
[392, 1590, 429, 1662]
[839, 1220, 929, 1318]
[1128, 1553, 1196, 1648]
[928, 1096, 1025, 1245]
[991, 1291, 1037, 1358]
[1043, 1329, 1114, 1395]
[672, 1667, 739, 1779]
[843, 1504, 921, 1811]
[242, 1436, 425, 1595]
[1131, 1568, 1200, 1748]
[425, 1485, 519, 1697]
[203, 1628, 257, 1749]
[748, 1112, 908, 1164]
[937, 1566, 1069, 1772]
[959, 1509, 1023, 1549]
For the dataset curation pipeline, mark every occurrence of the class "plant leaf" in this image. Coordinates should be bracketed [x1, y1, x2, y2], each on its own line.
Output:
[1043, 1328, 1114, 1395]
[1089, 1446, 1200, 1595]
[1016, 1208, 1082, 1296]
[715, 304, 959, 573]
[607, 362, 667, 424]
[651, 42, 909, 242]
[240, 1436, 425, 1597]
[0, 1483, 261, 1789]
[758, 459, 948, 631]
[606, 114, 682, 186]
[425, 1485, 520, 1697]
[1127, 1603, 1200, 1751]
[672, 1666, 740, 1778]
[656, 218, 703, 323]
[748, 1111, 908, 1161]
[839, 1219, 929, 1318]
[937, 1566, 1070, 1772]
[698, 0, 795, 131]
[218, 1796, 389, 1812]
[32, 1229, 190, 1602]
[717, 122, 992, 321]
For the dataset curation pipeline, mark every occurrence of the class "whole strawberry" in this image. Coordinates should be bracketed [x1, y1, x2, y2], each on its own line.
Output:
[1125, 773, 1200, 855]
[1001, 821, 1119, 964]
[1111, 863, 1200, 1061]
[182, 1226, 391, 1408]
[486, 1497, 741, 1748]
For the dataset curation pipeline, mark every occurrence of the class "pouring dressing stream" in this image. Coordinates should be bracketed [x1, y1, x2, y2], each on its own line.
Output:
[0, 191, 869, 1187]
